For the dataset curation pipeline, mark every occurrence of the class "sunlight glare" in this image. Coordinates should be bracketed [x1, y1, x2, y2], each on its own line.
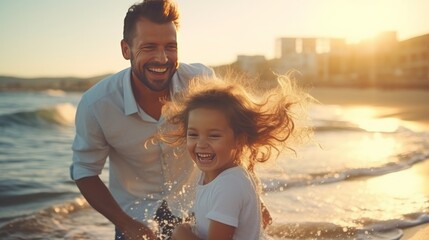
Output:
[367, 161, 429, 214]
[54, 103, 76, 126]
[353, 133, 399, 164]
[341, 106, 401, 132]
[358, 118, 400, 133]
[320, 0, 402, 43]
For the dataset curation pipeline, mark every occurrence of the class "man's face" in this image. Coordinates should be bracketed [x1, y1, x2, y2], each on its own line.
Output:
[122, 17, 178, 92]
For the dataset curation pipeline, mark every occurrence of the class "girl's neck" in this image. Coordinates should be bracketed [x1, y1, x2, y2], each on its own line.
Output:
[202, 164, 239, 185]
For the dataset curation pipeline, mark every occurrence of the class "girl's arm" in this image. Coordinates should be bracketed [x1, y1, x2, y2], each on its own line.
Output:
[172, 220, 235, 240]
[172, 223, 201, 240]
[207, 220, 235, 240]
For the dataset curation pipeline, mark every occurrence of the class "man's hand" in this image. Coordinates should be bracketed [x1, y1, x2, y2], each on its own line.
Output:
[75, 176, 157, 239]
[120, 218, 158, 240]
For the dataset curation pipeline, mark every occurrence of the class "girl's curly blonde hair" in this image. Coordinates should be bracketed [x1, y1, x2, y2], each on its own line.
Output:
[156, 73, 313, 172]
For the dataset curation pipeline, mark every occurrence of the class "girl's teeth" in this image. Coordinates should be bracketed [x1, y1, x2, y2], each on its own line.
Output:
[197, 153, 214, 161]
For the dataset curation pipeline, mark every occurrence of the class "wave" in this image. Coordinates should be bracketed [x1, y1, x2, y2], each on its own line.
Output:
[309, 103, 418, 133]
[312, 119, 364, 132]
[2, 196, 427, 240]
[0, 103, 76, 127]
[266, 221, 408, 240]
[0, 191, 71, 207]
[312, 119, 412, 133]
[265, 212, 429, 239]
[261, 151, 429, 192]
[0, 197, 91, 239]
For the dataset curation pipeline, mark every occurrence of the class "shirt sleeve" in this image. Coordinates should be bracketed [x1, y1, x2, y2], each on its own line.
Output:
[70, 95, 109, 180]
[190, 63, 216, 77]
[205, 176, 248, 227]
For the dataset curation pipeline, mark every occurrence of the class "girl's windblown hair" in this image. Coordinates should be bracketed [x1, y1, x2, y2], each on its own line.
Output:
[158, 73, 313, 171]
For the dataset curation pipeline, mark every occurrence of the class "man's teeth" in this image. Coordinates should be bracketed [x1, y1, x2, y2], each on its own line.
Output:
[148, 67, 167, 73]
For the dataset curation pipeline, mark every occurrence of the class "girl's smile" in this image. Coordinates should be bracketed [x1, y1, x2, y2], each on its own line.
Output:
[186, 108, 239, 183]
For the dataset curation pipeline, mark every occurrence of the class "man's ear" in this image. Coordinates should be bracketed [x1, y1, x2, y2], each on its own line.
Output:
[121, 39, 131, 60]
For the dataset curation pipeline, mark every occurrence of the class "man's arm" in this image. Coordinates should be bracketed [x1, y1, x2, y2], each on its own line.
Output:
[75, 176, 157, 240]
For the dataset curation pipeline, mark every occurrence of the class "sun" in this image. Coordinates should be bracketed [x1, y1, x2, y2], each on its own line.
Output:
[320, 0, 401, 43]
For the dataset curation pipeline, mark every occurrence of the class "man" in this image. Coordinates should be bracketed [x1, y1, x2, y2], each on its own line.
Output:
[70, 1, 214, 239]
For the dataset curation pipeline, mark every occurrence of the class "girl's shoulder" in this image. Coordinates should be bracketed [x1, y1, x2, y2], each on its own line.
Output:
[214, 167, 255, 191]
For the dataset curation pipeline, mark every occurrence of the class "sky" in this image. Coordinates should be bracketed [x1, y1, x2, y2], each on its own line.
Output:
[1, 0, 428, 78]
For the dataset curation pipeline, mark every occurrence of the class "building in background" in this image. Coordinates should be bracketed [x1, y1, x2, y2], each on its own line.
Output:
[234, 32, 429, 88]
[396, 33, 429, 88]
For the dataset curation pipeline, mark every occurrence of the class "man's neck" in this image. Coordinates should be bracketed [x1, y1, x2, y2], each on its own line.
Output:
[132, 80, 169, 121]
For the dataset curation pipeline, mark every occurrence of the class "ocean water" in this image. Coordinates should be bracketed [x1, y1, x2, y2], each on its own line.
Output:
[0, 90, 428, 240]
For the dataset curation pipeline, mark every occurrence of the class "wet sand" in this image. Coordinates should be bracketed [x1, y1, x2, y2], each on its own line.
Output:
[310, 87, 429, 239]
[401, 223, 429, 240]
[399, 159, 429, 239]
[401, 156, 429, 240]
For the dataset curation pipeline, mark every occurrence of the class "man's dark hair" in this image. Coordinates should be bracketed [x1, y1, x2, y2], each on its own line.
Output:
[123, 0, 180, 45]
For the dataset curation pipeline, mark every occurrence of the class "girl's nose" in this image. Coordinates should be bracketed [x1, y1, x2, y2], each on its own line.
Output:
[196, 139, 209, 148]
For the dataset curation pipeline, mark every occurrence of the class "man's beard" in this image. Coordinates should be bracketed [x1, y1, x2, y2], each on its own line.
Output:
[131, 60, 178, 92]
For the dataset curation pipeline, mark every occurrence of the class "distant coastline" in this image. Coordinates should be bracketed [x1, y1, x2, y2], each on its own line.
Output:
[0, 74, 111, 92]
[1, 62, 428, 92]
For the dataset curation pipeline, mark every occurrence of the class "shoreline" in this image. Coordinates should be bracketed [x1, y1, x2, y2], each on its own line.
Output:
[310, 87, 429, 239]
[400, 157, 429, 240]
[402, 223, 429, 239]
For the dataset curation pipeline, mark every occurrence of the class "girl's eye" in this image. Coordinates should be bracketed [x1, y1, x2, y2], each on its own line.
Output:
[187, 132, 198, 137]
[210, 135, 221, 138]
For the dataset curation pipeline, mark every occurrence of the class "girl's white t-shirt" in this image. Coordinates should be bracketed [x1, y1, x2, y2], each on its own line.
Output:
[193, 166, 262, 240]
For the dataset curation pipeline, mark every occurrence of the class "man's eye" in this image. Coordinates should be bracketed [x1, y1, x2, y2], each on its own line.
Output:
[142, 46, 155, 51]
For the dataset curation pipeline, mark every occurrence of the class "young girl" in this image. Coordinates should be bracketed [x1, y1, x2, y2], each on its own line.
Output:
[157, 74, 310, 240]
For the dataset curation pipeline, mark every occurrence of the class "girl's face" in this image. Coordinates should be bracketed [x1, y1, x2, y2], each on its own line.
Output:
[186, 107, 239, 183]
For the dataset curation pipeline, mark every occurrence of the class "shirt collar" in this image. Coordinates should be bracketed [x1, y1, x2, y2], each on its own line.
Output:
[123, 68, 138, 116]
[123, 67, 184, 116]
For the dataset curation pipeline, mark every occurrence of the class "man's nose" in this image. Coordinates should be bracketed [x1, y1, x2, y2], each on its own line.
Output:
[155, 49, 168, 63]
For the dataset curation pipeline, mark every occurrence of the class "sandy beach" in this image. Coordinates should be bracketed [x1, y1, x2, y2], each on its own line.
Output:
[401, 223, 429, 240]
[310, 87, 429, 240]
[399, 157, 429, 239]
[402, 189, 429, 237]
